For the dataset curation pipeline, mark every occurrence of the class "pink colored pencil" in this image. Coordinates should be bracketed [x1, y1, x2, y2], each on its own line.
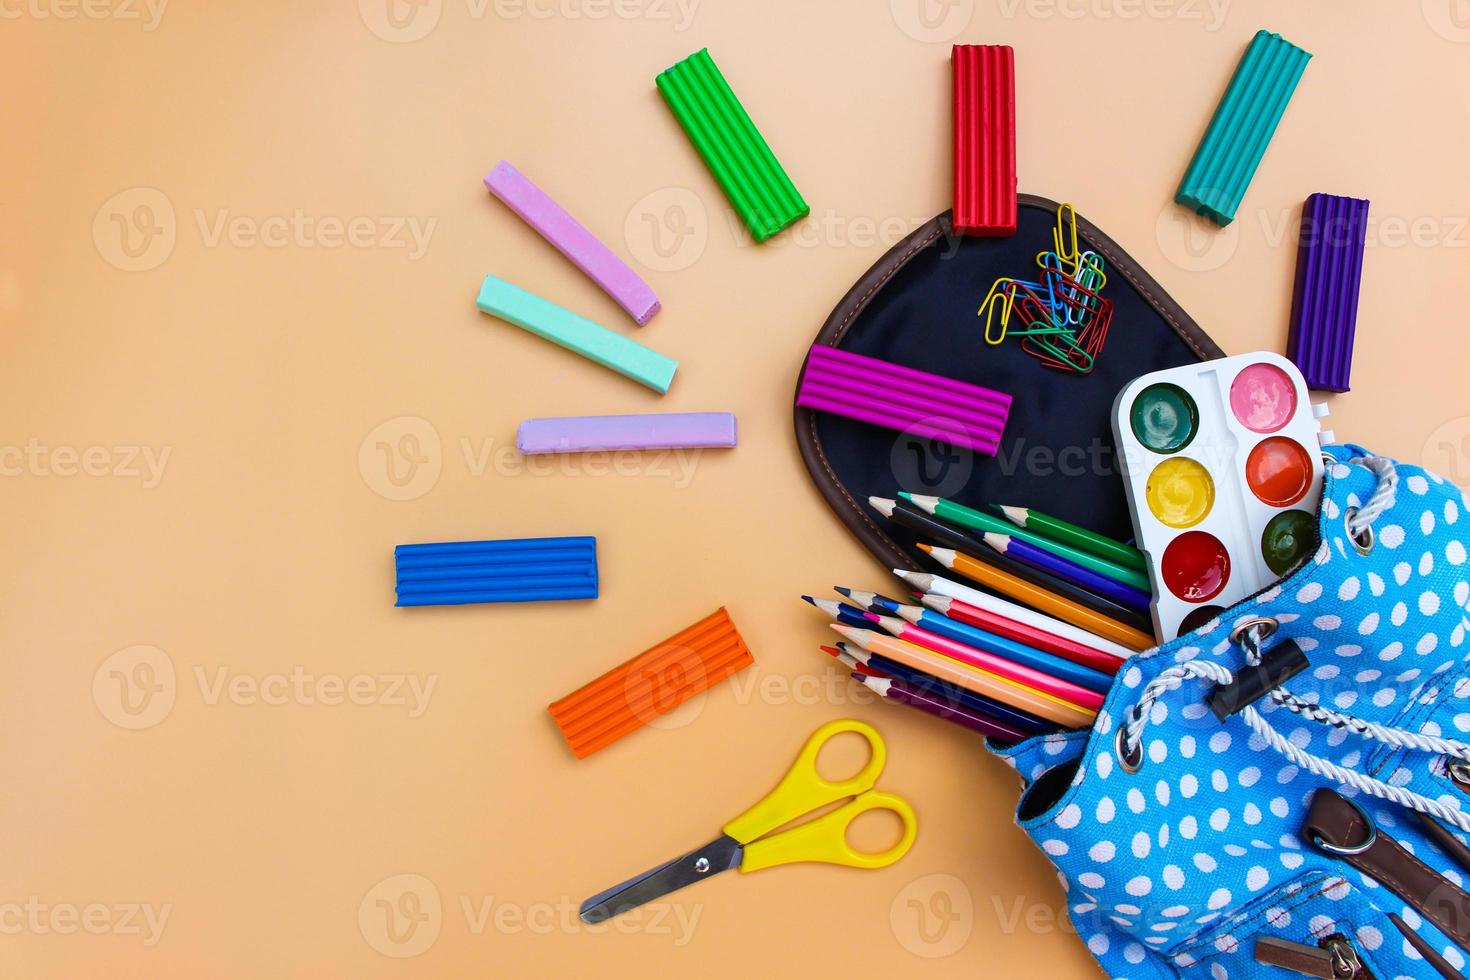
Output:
[872, 613, 1105, 711]
[795, 393, 1001, 454]
[807, 345, 1012, 409]
[918, 594, 1124, 675]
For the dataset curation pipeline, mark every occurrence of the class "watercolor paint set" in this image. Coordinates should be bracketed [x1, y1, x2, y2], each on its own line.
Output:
[1111, 351, 1325, 640]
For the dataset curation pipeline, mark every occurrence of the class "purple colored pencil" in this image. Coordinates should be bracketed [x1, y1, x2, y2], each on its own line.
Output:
[800, 377, 1006, 435]
[802, 361, 1009, 425]
[855, 672, 1025, 741]
[795, 392, 1002, 454]
[1286, 193, 1369, 392]
[985, 532, 1152, 613]
[808, 345, 1012, 409]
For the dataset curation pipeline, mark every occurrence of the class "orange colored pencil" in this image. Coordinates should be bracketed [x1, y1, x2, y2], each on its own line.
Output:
[920, 545, 1155, 652]
[831, 625, 1095, 729]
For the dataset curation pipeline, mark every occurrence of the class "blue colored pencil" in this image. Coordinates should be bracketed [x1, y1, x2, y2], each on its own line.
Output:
[803, 596, 887, 631]
[837, 643, 1056, 736]
[834, 587, 906, 615]
[889, 604, 1114, 696]
[983, 532, 1151, 613]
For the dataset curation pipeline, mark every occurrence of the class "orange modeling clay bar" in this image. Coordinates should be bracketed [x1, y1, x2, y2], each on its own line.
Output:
[548, 607, 754, 759]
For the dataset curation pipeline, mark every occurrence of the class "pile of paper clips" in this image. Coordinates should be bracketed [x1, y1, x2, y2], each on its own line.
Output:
[978, 203, 1114, 375]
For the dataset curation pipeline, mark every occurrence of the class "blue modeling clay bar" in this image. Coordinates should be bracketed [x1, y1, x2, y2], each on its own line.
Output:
[476, 275, 678, 394]
[1175, 30, 1311, 226]
[394, 536, 599, 606]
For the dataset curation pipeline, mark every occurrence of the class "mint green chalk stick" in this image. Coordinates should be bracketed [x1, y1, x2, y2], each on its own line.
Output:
[475, 276, 677, 394]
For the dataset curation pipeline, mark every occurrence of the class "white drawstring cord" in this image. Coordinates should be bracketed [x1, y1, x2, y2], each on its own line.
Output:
[1118, 456, 1470, 832]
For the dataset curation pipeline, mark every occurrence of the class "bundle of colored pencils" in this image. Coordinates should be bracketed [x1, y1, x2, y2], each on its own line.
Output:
[803, 498, 1155, 743]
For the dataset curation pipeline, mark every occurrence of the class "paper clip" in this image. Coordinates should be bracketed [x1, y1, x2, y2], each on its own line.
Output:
[979, 278, 1017, 345]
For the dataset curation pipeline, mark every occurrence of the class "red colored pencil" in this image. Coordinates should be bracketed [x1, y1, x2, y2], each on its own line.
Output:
[919, 593, 1124, 675]
[820, 644, 885, 678]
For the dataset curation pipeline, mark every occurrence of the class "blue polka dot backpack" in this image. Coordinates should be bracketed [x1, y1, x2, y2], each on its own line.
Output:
[995, 446, 1470, 979]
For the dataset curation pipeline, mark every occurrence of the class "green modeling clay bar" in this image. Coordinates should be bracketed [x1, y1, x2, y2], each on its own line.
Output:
[476, 275, 678, 394]
[656, 48, 809, 243]
[1175, 29, 1311, 226]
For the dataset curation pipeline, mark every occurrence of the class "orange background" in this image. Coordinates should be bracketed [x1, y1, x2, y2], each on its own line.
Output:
[4, 1, 1470, 976]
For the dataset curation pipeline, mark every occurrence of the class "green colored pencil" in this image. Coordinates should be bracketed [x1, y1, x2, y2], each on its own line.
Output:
[998, 505, 1147, 573]
[900, 494, 1151, 593]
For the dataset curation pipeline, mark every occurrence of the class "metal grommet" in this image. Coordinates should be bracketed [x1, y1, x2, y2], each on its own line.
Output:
[1344, 507, 1374, 555]
[1114, 727, 1143, 774]
[1229, 617, 1280, 647]
[1307, 795, 1378, 856]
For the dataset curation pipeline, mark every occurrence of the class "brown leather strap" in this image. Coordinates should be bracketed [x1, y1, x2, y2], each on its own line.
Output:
[1305, 789, 1470, 950]
[1390, 913, 1466, 980]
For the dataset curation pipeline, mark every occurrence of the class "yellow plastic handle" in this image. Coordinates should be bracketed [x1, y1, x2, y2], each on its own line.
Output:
[722, 719, 887, 846]
[739, 790, 918, 873]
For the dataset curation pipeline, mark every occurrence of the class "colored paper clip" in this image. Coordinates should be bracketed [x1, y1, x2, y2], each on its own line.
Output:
[979, 278, 1017, 345]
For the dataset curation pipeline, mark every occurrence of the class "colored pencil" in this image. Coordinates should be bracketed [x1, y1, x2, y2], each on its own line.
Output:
[899, 570, 1134, 661]
[873, 495, 1148, 628]
[919, 593, 1124, 674]
[888, 605, 1114, 693]
[868, 613, 1105, 709]
[802, 595, 885, 631]
[832, 626, 1095, 728]
[820, 644, 885, 678]
[984, 532, 1151, 613]
[832, 643, 1056, 736]
[998, 504, 1147, 572]
[855, 673, 1027, 741]
[902, 494, 1151, 593]
[918, 547, 1156, 652]
[833, 587, 906, 615]
[921, 536, 1151, 633]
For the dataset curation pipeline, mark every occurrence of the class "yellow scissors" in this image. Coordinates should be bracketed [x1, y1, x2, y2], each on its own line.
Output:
[579, 719, 918, 923]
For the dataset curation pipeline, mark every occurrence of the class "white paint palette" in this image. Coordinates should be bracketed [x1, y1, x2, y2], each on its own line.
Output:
[1111, 352, 1325, 641]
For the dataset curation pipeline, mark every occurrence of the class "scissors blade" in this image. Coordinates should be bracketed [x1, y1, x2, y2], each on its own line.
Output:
[579, 834, 742, 924]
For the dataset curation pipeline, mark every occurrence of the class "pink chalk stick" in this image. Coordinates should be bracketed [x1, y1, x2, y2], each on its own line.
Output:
[484, 161, 661, 326]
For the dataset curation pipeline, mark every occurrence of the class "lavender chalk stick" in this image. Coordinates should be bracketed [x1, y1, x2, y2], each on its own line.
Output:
[517, 413, 737, 455]
[485, 161, 661, 326]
